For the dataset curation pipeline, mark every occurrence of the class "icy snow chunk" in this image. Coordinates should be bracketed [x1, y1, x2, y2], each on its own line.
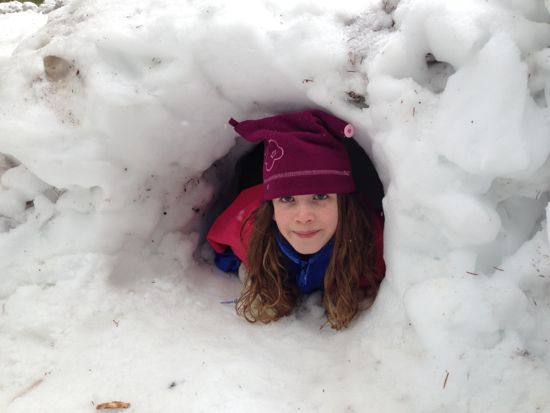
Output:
[528, 48, 550, 108]
[0, 216, 16, 232]
[486, 226, 550, 359]
[431, 33, 550, 177]
[477, 194, 548, 273]
[0, 188, 26, 218]
[55, 186, 96, 214]
[0, 2, 23, 14]
[423, 6, 485, 69]
[370, 0, 489, 91]
[405, 278, 502, 350]
[425, 191, 501, 245]
[0, 154, 15, 175]
[30, 194, 56, 227]
[189, 24, 305, 110]
[1, 164, 51, 200]
[0, 1, 40, 13]
[404, 277, 532, 350]
[22, 2, 38, 12]
[39, 0, 65, 14]
[0, 164, 57, 227]
[500, 0, 550, 22]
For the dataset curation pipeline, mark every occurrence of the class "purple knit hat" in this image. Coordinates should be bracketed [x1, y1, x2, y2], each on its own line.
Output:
[228, 109, 355, 200]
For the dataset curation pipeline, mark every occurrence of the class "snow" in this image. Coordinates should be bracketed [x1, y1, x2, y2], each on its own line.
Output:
[0, 11, 46, 57]
[1, 0, 550, 411]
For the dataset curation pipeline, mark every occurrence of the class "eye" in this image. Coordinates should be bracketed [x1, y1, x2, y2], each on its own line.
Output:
[278, 196, 295, 203]
[313, 194, 329, 200]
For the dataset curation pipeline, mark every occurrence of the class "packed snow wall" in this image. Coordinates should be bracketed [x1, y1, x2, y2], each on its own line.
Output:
[1, 0, 550, 411]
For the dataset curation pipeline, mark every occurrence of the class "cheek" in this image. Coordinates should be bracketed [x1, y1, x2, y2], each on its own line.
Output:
[276, 210, 297, 234]
[272, 207, 285, 229]
[272, 207, 279, 224]
[325, 205, 339, 235]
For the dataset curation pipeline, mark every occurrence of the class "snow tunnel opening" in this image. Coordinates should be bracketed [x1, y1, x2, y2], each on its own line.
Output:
[187, 138, 256, 265]
[195, 134, 385, 276]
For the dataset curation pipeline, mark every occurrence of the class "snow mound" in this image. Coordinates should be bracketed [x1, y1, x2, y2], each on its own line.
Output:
[1, 0, 550, 411]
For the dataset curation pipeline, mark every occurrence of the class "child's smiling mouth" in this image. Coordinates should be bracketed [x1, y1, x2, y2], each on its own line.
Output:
[293, 230, 320, 238]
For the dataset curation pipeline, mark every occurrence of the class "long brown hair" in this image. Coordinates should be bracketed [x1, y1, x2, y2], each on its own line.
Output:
[236, 193, 380, 330]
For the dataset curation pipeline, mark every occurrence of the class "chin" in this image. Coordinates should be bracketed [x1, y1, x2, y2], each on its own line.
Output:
[291, 242, 323, 255]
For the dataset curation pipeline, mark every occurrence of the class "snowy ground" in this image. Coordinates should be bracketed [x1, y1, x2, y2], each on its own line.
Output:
[1, 0, 550, 412]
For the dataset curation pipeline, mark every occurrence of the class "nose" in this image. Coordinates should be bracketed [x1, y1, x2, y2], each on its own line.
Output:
[294, 203, 314, 224]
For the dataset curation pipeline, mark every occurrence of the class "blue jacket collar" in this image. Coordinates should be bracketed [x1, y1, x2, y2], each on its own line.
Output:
[275, 233, 334, 294]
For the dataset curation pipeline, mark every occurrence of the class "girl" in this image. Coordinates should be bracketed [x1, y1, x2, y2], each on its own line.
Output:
[207, 109, 385, 330]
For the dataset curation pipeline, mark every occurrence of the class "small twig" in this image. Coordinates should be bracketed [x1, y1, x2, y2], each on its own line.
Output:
[443, 371, 450, 389]
[10, 378, 44, 402]
[112, 319, 119, 327]
[493, 266, 504, 272]
[466, 271, 479, 276]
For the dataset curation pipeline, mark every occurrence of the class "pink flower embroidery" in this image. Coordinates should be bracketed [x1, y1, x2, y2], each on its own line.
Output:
[264, 139, 284, 172]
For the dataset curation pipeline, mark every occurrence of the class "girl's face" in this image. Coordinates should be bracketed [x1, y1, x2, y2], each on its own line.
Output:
[272, 193, 338, 255]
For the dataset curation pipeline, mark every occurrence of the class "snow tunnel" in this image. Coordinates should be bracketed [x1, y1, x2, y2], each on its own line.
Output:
[2, 0, 550, 411]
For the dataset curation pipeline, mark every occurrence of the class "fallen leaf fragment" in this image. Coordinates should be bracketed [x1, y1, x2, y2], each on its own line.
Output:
[96, 401, 130, 410]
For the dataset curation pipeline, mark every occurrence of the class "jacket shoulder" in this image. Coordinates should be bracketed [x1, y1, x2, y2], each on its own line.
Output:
[206, 184, 264, 264]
